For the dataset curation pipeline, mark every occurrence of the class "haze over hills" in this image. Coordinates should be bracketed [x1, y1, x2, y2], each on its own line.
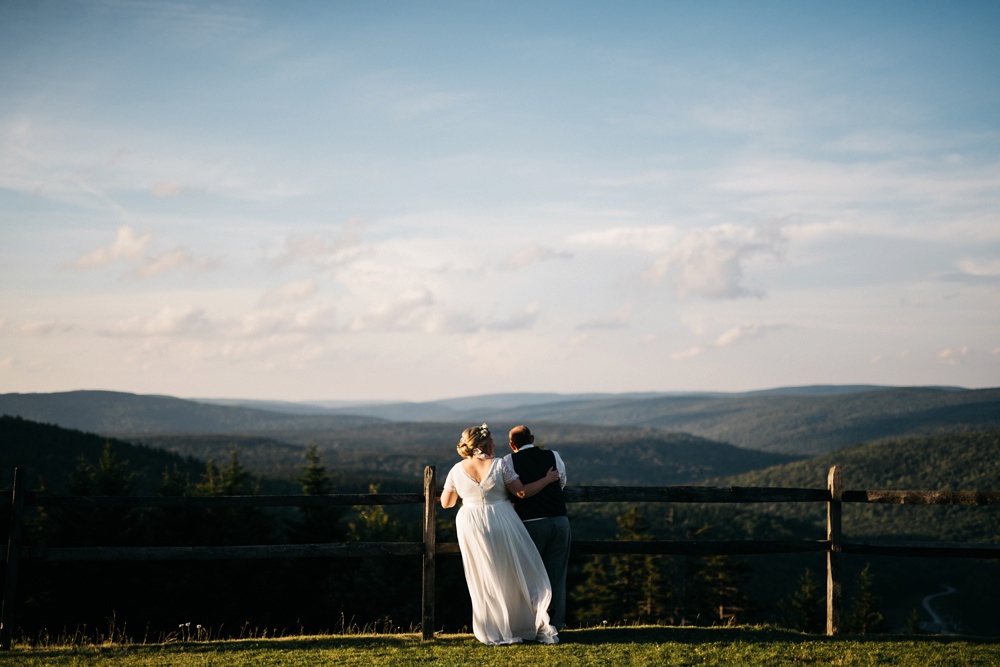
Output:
[129, 422, 798, 488]
[710, 428, 1000, 541]
[2, 386, 995, 457]
[439, 386, 999, 455]
[3, 389, 997, 638]
[0, 390, 383, 435]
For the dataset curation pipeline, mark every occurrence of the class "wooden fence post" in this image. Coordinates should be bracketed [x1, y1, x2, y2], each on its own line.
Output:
[1, 468, 24, 650]
[826, 465, 842, 636]
[421, 466, 437, 641]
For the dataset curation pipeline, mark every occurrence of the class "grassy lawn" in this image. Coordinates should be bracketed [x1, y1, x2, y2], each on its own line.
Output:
[2, 627, 998, 667]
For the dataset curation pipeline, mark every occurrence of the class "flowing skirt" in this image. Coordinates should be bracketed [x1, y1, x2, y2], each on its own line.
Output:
[456, 499, 558, 645]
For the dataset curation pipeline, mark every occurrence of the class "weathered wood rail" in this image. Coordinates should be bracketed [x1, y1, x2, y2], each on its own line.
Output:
[3, 465, 999, 648]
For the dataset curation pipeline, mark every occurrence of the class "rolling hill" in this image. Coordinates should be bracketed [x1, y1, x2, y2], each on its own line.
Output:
[0, 414, 206, 495]
[0, 390, 383, 435]
[710, 428, 1000, 543]
[438, 386, 1000, 456]
[3, 386, 997, 459]
[131, 420, 799, 488]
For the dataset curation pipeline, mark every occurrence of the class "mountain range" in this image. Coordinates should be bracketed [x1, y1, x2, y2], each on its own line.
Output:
[2, 385, 997, 636]
[2, 385, 996, 456]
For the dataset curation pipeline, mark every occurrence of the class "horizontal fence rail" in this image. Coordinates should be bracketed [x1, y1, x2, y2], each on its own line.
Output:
[563, 486, 833, 503]
[3, 465, 999, 649]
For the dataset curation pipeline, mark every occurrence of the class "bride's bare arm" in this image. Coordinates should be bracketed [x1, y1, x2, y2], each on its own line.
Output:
[440, 487, 458, 508]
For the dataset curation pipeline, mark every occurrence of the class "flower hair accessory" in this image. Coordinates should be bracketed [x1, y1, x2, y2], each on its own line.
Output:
[471, 423, 492, 459]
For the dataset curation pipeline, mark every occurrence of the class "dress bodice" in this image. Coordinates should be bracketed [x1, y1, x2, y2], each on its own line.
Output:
[445, 458, 518, 507]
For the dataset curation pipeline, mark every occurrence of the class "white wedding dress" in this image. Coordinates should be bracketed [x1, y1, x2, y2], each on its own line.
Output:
[444, 458, 558, 645]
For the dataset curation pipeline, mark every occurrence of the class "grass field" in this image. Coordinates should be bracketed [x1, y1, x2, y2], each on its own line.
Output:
[1, 627, 998, 667]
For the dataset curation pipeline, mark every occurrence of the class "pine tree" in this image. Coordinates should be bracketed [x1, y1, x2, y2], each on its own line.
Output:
[781, 567, 825, 633]
[193, 448, 275, 546]
[32, 443, 147, 633]
[575, 507, 671, 625]
[282, 444, 349, 630]
[52, 442, 141, 547]
[289, 444, 344, 543]
[845, 563, 886, 635]
[685, 552, 753, 624]
[341, 484, 419, 626]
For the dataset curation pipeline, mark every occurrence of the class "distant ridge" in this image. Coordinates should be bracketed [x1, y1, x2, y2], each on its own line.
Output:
[0, 390, 383, 435]
[1, 385, 995, 456]
[421, 386, 998, 456]
[270, 386, 910, 422]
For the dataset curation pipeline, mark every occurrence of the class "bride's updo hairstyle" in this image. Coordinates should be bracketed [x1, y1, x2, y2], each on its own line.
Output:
[457, 422, 493, 458]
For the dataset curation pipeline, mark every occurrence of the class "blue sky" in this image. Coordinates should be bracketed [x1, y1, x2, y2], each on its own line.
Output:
[1, 1, 998, 402]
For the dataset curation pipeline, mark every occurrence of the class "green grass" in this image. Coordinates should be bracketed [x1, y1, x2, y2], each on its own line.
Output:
[2, 627, 998, 666]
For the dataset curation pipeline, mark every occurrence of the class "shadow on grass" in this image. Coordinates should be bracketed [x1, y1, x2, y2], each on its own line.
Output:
[10, 626, 998, 658]
[557, 626, 998, 646]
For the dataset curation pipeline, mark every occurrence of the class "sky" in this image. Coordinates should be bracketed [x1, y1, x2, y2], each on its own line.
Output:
[1, 1, 998, 403]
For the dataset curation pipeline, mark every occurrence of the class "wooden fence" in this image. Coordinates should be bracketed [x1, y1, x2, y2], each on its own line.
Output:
[3, 465, 999, 649]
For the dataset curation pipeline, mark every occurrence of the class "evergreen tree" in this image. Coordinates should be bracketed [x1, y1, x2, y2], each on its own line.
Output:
[345, 484, 421, 626]
[30, 444, 149, 635]
[339, 484, 420, 626]
[575, 507, 671, 625]
[845, 563, 886, 635]
[781, 567, 825, 633]
[282, 445, 349, 631]
[289, 444, 344, 543]
[684, 552, 753, 624]
[347, 484, 405, 543]
[184, 448, 283, 628]
[906, 608, 923, 634]
[148, 463, 198, 546]
[49, 442, 141, 547]
[192, 448, 275, 546]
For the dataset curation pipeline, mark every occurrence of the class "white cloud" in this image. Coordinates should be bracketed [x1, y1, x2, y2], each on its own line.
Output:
[135, 248, 194, 278]
[714, 322, 783, 348]
[956, 258, 1000, 277]
[571, 226, 679, 253]
[151, 181, 185, 197]
[271, 219, 366, 268]
[577, 305, 634, 331]
[642, 224, 784, 299]
[486, 303, 540, 332]
[937, 346, 970, 366]
[500, 245, 573, 271]
[671, 346, 706, 361]
[76, 225, 151, 268]
[672, 321, 784, 361]
[259, 279, 319, 307]
[21, 320, 72, 336]
[73, 225, 216, 278]
[572, 223, 784, 299]
[348, 287, 436, 333]
[108, 305, 210, 337]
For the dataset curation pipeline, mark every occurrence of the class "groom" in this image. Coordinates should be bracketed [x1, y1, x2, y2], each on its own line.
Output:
[504, 425, 571, 632]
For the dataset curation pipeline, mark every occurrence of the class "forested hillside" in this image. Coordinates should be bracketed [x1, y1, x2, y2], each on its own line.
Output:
[132, 421, 798, 488]
[712, 428, 1000, 543]
[467, 386, 1000, 455]
[0, 415, 206, 495]
[0, 390, 382, 435]
[4, 387, 997, 459]
[3, 416, 998, 637]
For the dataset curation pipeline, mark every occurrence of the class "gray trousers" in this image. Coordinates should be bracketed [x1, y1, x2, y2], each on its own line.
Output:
[522, 515, 571, 630]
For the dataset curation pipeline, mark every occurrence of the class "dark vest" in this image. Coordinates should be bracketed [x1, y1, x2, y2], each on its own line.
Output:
[509, 447, 567, 520]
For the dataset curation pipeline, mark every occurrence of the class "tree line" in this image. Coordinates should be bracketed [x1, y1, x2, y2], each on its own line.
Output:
[2, 442, 895, 642]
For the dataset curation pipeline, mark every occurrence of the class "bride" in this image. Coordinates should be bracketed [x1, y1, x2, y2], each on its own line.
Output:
[440, 423, 561, 645]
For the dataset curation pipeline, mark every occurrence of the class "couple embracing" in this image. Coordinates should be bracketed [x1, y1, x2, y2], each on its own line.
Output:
[440, 423, 570, 645]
